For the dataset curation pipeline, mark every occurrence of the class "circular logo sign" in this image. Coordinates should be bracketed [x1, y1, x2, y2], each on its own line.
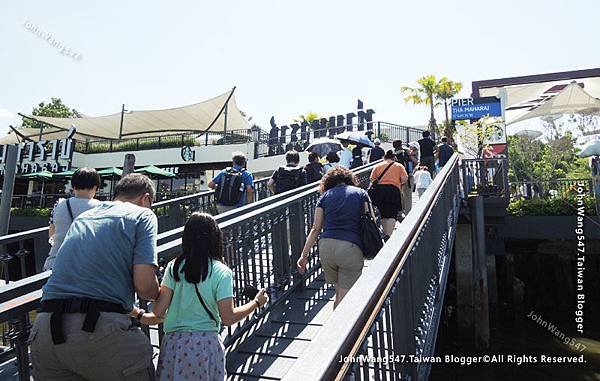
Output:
[180, 146, 195, 162]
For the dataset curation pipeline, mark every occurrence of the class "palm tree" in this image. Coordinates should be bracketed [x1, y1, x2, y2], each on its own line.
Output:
[401, 75, 442, 135]
[294, 111, 320, 124]
[436, 78, 463, 144]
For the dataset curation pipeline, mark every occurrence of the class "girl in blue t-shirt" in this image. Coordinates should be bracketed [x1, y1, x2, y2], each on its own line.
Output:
[132, 213, 268, 380]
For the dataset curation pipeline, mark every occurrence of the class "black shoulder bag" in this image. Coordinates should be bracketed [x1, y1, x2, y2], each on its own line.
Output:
[367, 162, 395, 205]
[360, 197, 385, 260]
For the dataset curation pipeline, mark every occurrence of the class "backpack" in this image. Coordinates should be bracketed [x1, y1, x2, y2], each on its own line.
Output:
[394, 149, 409, 167]
[275, 166, 304, 194]
[216, 167, 245, 206]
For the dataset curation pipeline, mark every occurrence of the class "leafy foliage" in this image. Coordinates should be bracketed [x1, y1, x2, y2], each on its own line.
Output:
[456, 116, 502, 158]
[435, 78, 463, 144]
[401, 75, 463, 137]
[508, 195, 597, 216]
[293, 112, 320, 124]
[22, 97, 79, 130]
[10, 208, 52, 217]
[508, 134, 589, 182]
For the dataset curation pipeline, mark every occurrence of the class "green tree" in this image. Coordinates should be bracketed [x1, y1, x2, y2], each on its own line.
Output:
[435, 78, 463, 145]
[456, 116, 502, 158]
[508, 133, 588, 182]
[401, 75, 443, 135]
[22, 97, 79, 132]
[293, 111, 320, 124]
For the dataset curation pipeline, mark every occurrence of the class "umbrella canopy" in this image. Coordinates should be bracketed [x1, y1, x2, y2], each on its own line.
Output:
[335, 131, 375, 148]
[510, 82, 600, 125]
[306, 138, 343, 157]
[21, 171, 54, 180]
[53, 169, 77, 178]
[135, 165, 176, 178]
[578, 140, 600, 158]
[97, 167, 123, 177]
[514, 129, 543, 139]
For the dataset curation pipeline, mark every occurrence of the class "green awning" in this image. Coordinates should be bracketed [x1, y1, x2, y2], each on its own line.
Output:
[97, 167, 123, 177]
[53, 169, 77, 178]
[134, 165, 175, 178]
[21, 170, 54, 180]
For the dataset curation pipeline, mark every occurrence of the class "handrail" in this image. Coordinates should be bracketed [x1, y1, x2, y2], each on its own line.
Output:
[0, 160, 380, 316]
[154, 160, 380, 254]
[284, 154, 460, 380]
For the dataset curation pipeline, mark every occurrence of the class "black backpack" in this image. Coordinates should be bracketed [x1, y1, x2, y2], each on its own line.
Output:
[275, 166, 305, 194]
[394, 149, 409, 167]
[216, 167, 245, 206]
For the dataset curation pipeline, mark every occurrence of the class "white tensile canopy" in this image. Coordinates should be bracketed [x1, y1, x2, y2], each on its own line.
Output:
[1, 88, 249, 143]
[508, 82, 600, 125]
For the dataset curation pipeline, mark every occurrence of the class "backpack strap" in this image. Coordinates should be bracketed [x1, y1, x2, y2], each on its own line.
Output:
[65, 199, 74, 222]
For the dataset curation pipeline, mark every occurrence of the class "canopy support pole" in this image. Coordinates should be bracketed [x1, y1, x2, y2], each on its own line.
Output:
[118, 104, 126, 140]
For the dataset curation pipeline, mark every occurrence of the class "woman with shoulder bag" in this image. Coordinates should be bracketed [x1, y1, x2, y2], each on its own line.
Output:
[296, 167, 376, 308]
[368, 150, 408, 238]
[44, 168, 101, 271]
[132, 213, 268, 380]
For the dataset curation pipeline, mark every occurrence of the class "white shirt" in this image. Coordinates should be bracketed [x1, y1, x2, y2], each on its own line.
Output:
[44, 197, 101, 270]
[338, 148, 353, 168]
[414, 170, 433, 189]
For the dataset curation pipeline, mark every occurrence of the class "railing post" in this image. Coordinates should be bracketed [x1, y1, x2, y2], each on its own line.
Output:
[470, 196, 490, 349]
[271, 210, 289, 289]
[33, 233, 50, 273]
[289, 202, 305, 285]
[15, 313, 31, 381]
[393, 261, 417, 379]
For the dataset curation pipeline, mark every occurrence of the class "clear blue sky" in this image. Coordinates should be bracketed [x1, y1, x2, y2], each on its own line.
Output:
[1, 0, 599, 137]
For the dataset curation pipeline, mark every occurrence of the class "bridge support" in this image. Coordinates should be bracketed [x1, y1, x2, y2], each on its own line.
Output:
[455, 196, 490, 349]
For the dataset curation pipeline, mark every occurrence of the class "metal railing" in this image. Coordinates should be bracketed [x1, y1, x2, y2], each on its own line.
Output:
[509, 178, 594, 200]
[0, 177, 272, 280]
[285, 154, 460, 381]
[10, 193, 113, 209]
[74, 129, 254, 154]
[0, 161, 379, 380]
[461, 158, 509, 198]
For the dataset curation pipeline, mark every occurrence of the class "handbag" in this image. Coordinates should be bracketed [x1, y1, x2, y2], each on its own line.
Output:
[360, 199, 385, 260]
[368, 161, 395, 204]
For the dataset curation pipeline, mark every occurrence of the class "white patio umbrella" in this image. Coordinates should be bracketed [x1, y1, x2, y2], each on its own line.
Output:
[509, 82, 600, 125]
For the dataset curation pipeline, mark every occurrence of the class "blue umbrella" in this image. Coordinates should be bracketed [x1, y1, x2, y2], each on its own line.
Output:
[335, 131, 375, 148]
[306, 138, 343, 157]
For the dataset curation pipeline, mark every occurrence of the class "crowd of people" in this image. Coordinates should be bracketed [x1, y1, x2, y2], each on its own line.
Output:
[31, 131, 453, 380]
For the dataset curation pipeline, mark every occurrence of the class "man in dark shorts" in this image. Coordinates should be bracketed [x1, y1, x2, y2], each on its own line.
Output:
[31, 174, 160, 380]
[418, 131, 437, 177]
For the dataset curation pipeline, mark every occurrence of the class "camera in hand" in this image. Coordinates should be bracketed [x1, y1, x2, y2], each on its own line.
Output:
[242, 285, 259, 299]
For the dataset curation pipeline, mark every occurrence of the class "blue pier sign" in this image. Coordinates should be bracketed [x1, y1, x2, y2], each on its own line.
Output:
[451, 96, 502, 121]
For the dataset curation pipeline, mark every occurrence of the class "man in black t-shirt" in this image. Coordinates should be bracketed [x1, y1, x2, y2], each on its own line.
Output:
[368, 138, 385, 162]
[417, 131, 437, 177]
[436, 137, 455, 167]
